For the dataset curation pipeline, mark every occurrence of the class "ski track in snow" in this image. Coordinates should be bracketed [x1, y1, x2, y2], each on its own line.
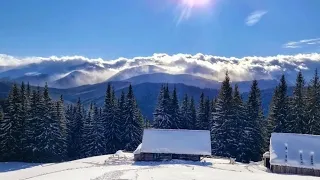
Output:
[3, 153, 316, 180]
[21, 160, 259, 180]
[91, 167, 160, 180]
[91, 170, 125, 180]
[20, 165, 96, 180]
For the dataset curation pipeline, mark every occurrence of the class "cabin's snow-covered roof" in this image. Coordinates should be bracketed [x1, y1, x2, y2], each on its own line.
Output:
[270, 133, 320, 169]
[133, 144, 142, 155]
[138, 129, 211, 156]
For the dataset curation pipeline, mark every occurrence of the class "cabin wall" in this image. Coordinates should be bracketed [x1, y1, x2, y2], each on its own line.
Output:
[271, 165, 320, 177]
[135, 153, 201, 161]
[263, 157, 270, 169]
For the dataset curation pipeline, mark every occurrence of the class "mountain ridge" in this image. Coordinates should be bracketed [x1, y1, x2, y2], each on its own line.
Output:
[0, 80, 277, 120]
[0, 53, 316, 89]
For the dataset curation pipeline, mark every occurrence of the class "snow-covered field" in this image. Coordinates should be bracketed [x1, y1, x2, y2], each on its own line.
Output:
[0, 153, 318, 180]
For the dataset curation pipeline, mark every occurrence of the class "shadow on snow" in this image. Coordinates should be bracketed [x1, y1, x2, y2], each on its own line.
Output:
[0, 162, 42, 173]
[133, 160, 213, 167]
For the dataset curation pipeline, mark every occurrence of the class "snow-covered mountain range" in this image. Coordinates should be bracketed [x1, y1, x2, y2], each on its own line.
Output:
[1, 53, 319, 89]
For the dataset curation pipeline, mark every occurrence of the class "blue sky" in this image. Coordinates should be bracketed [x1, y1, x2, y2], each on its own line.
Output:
[0, 0, 319, 59]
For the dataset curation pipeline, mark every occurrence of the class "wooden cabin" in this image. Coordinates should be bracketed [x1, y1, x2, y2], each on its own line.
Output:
[133, 129, 211, 161]
[264, 133, 320, 177]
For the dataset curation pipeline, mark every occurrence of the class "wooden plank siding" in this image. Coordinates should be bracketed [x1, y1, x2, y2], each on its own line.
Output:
[134, 153, 201, 161]
[271, 165, 320, 177]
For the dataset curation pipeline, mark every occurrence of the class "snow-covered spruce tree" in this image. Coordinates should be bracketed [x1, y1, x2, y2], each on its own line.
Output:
[180, 94, 191, 129]
[66, 104, 76, 159]
[0, 107, 3, 161]
[144, 118, 152, 129]
[196, 93, 206, 130]
[189, 96, 197, 130]
[123, 84, 144, 151]
[211, 72, 235, 157]
[91, 104, 105, 156]
[266, 86, 278, 136]
[54, 95, 68, 160]
[0, 100, 13, 161]
[19, 82, 28, 160]
[118, 91, 127, 149]
[289, 71, 307, 134]
[41, 83, 64, 162]
[210, 98, 217, 128]
[170, 87, 181, 129]
[65, 104, 72, 155]
[305, 69, 320, 134]
[102, 84, 122, 154]
[246, 80, 266, 162]
[81, 103, 95, 157]
[153, 85, 171, 129]
[233, 84, 250, 162]
[20, 82, 32, 161]
[29, 87, 47, 162]
[8, 83, 23, 161]
[204, 96, 211, 130]
[267, 75, 289, 134]
[68, 98, 85, 159]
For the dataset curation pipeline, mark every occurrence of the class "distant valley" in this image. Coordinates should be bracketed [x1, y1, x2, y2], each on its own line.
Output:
[0, 80, 281, 120]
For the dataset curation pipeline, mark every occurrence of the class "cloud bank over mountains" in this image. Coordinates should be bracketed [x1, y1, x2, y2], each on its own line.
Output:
[0, 53, 320, 88]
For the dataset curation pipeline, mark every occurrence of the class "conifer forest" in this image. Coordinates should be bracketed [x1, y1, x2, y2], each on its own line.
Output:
[1, 70, 320, 163]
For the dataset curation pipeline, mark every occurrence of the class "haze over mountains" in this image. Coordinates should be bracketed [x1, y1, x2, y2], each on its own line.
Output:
[1, 53, 320, 90]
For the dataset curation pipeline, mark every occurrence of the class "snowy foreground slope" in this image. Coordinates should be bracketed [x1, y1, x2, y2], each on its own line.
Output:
[0, 153, 317, 180]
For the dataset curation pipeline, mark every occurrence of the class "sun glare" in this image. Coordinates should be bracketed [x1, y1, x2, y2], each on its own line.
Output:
[181, 0, 212, 7]
[174, 0, 214, 25]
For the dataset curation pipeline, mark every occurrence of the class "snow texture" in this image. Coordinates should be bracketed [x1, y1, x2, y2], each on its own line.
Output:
[270, 133, 320, 168]
[138, 129, 211, 155]
[1, 153, 318, 180]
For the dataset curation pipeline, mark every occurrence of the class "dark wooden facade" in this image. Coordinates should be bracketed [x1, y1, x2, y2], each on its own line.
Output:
[263, 152, 320, 177]
[134, 153, 201, 161]
[263, 152, 270, 169]
[270, 165, 320, 177]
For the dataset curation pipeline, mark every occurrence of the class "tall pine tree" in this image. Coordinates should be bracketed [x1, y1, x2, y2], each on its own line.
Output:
[82, 103, 95, 157]
[41, 83, 64, 162]
[153, 85, 171, 129]
[118, 91, 127, 149]
[68, 98, 84, 159]
[189, 97, 197, 130]
[180, 94, 191, 129]
[54, 95, 68, 160]
[123, 85, 144, 151]
[289, 71, 307, 133]
[211, 72, 235, 157]
[102, 84, 121, 154]
[204, 97, 211, 130]
[0, 99, 13, 161]
[8, 83, 23, 160]
[305, 69, 320, 134]
[246, 80, 266, 162]
[170, 87, 180, 129]
[268, 75, 289, 133]
[233, 84, 249, 162]
[196, 93, 206, 130]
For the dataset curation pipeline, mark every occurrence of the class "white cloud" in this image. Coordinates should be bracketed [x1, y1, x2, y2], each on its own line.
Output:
[1, 53, 320, 85]
[283, 38, 320, 49]
[246, 10, 268, 26]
